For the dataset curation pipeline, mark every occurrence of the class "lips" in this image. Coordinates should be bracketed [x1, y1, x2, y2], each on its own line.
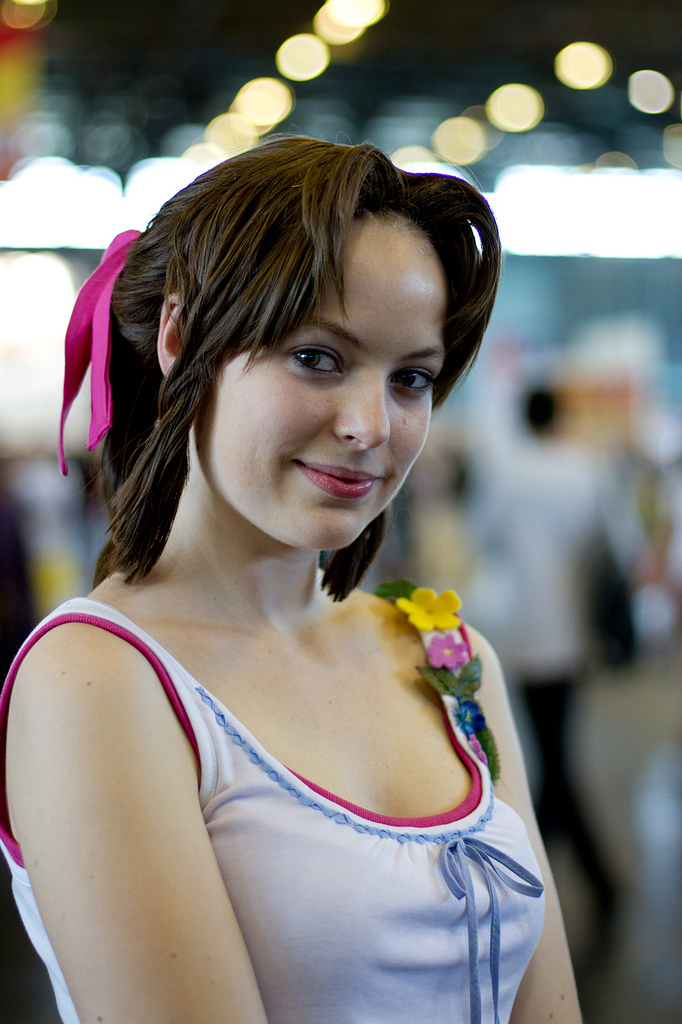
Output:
[296, 461, 379, 499]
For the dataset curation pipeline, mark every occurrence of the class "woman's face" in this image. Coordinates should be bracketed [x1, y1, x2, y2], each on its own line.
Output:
[193, 214, 448, 555]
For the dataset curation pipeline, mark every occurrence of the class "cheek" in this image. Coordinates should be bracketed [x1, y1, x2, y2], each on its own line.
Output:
[214, 384, 326, 470]
[263, 384, 330, 442]
[392, 406, 431, 468]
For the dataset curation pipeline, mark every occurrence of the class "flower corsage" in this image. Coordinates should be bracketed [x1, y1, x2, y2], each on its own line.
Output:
[375, 580, 501, 784]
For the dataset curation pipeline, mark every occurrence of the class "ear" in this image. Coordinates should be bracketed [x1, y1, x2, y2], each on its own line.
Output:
[157, 294, 182, 376]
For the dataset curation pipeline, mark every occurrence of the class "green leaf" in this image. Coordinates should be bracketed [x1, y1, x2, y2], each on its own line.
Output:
[417, 665, 458, 696]
[475, 724, 501, 784]
[455, 655, 482, 696]
[374, 579, 417, 600]
[418, 657, 484, 703]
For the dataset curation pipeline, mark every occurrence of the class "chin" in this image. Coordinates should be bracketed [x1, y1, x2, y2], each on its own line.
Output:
[285, 511, 381, 555]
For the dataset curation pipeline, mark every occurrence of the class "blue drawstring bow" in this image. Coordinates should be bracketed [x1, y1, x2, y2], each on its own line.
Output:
[439, 837, 544, 1024]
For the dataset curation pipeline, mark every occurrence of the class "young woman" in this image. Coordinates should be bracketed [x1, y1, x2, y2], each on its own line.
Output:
[0, 137, 581, 1024]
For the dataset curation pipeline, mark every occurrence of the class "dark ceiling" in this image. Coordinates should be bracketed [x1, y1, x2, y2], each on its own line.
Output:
[38, 0, 682, 187]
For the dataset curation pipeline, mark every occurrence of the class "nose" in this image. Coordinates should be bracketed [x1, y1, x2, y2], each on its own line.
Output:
[334, 378, 391, 450]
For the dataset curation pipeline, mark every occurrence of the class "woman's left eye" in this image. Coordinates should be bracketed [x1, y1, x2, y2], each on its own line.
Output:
[392, 369, 434, 391]
[294, 349, 338, 372]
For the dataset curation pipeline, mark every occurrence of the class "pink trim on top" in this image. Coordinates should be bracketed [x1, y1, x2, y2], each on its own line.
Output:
[0, 613, 200, 869]
[288, 706, 483, 828]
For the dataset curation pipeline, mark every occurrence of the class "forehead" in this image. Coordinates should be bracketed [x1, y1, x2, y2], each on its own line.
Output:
[329, 214, 447, 316]
[346, 212, 437, 261]
[307, 214, 448, 361]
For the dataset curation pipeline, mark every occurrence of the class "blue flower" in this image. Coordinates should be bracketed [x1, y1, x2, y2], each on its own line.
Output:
[459, 699, 486, 736]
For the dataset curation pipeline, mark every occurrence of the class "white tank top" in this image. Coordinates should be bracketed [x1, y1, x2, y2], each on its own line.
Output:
[0, 597, 545, 1024]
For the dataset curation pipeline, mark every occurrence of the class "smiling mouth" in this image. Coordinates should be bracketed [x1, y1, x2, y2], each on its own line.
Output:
[295, 461, 378, 499]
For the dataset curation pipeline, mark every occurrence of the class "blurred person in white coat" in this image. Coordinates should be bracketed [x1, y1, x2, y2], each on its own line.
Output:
[472, 387, 620, 931]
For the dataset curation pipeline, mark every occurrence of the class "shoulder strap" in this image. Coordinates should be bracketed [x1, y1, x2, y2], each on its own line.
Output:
[458, 619, 474, 660]
[0, 612, 200, 869]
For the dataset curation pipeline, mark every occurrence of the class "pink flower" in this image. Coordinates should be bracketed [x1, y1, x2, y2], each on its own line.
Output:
[469, 736, 488, 766]
[426, 633, 469, 670]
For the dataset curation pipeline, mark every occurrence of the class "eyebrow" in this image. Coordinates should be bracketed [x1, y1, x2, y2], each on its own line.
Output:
[312, 318, 445, 362]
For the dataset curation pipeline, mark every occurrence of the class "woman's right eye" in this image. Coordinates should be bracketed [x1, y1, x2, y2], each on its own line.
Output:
[294, 348, 339, 373]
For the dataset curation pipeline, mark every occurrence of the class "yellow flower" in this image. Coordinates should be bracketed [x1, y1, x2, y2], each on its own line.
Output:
[396, 588, 462, 631]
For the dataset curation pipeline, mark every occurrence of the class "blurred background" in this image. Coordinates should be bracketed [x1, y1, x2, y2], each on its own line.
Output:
[1, 1, 682, 1021]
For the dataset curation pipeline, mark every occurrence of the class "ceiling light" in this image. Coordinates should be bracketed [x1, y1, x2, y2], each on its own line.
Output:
[491, 165, 682, 258]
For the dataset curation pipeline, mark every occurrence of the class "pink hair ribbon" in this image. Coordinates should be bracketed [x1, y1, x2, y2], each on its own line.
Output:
[58, 229, 141, 475]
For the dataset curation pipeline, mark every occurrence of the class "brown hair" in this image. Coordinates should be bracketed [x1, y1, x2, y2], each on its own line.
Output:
[95, 135, 501, 599]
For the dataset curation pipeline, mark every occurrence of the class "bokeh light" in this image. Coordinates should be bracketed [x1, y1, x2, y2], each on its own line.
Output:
[389, 146, 471, 179]
[390, 145, 435, 169]
[205, 112, 258, 156]
[485, 83, 544, 132]
[595, 151, 638, 169]
[276, 34, 330, 81]
[663, 124, 682, 168]
[1, 0, 46, 28]
[461, 105, 503, 149]
[628, 70, 675, 113]
[313, 5, 365, 44]
[432, 116, 487, 164]
[232, 78, 293, 129]
[322, 0, 386, 29]
[554, 41, 613, 89]
[181, 142, 224, 165]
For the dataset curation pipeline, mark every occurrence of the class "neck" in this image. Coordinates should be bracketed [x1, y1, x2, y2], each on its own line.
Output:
[146, 482, 330, 633]
[156, 535, 325, 628]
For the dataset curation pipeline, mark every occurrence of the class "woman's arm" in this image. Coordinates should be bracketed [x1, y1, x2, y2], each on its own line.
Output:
[468, 626, 583, 1024]
[6, 623, 269, 1024]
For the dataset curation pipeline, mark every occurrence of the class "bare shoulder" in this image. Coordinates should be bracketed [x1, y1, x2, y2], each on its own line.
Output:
[7, 619, 198, 841]
[327, 588, 427, 681]
[5, 620, 269, 1023]
[10, 618, 178, 724]
[336, 586, 420, 639]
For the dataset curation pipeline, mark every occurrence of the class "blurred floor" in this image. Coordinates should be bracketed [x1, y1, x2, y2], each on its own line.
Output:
[545, 643, 682, 1024]
[1, 649, 681, 1023]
